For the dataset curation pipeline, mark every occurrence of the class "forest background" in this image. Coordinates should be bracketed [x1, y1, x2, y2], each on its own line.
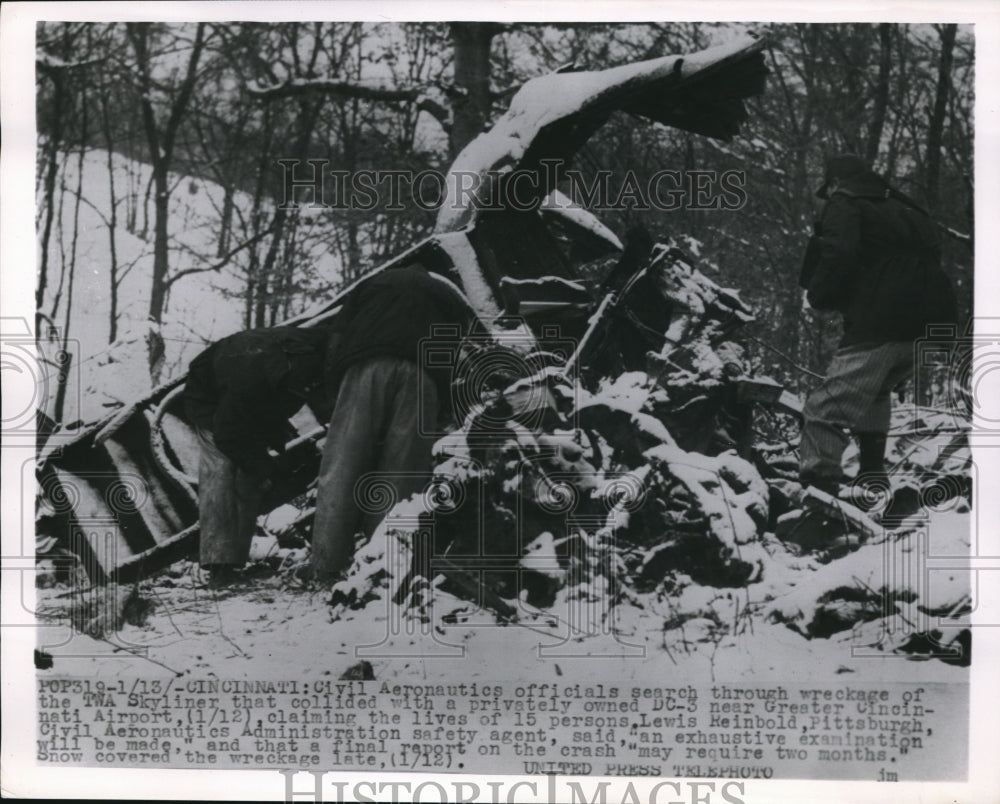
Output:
[33, 21, 974, 428]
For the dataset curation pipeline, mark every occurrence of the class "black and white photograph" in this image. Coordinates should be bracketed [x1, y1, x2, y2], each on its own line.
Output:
[2, 2, 998, 801]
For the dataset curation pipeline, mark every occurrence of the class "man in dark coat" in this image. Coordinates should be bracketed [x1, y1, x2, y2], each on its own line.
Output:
[798, 154, 958, 496]
[308, 264, 474, 581]
[183, 325, 329, 582]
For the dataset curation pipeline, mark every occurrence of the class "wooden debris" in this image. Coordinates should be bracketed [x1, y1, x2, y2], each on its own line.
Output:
[802, 486, 882, 542]
[112, 523, 199, 585]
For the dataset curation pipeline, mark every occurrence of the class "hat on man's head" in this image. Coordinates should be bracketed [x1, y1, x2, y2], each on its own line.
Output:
[816, 153, 871, 199]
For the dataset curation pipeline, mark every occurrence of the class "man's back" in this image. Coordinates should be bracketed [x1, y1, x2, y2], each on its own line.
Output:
[797, 154, 960, 501]
[183, 326, 328, 475]
[804, 171, 957, 345]
[326, 266, 473, 397]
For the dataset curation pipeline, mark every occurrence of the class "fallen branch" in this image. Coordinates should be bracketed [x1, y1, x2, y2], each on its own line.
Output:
[802, 486, 882, 542]
[420, 556, 518, 622]
[436, 572, 517, 622]
[939, 222, 971, 244]
[112, 523, 200, 585]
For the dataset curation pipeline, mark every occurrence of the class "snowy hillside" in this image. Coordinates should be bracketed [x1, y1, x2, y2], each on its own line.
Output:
[37, 148, 344, 425]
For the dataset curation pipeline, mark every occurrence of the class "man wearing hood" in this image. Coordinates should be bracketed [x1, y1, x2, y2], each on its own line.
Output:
[798, 154, 958, 499]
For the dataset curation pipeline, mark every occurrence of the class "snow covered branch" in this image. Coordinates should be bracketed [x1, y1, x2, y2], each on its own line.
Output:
[36, 52, 105, 72]
[246, 78, 452, 131]
[939, 223, 972, 244]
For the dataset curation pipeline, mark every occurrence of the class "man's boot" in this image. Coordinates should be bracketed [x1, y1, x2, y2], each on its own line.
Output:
[202, 563, 240, 588]
[852, 432, 890, 512]
[857, 432, 888, 477]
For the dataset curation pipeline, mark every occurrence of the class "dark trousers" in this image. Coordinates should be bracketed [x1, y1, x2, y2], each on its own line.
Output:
[310, 357, 439, 575]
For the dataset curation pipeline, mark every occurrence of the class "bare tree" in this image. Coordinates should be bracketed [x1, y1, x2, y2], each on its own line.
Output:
[865, 24, 893, 163]
[35, 23, 90, 316]
[448, 22, 506, 156]
[925, 23, 957, 213]
[125, 22, 208, 382]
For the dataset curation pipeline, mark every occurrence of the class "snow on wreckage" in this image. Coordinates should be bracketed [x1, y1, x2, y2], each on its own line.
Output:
[36, 33, 970, 664]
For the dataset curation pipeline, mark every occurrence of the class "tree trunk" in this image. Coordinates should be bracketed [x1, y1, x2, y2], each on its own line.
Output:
[253, 204, 286, 328]
[254, 96, 322, 325]
[865, 24, 893, 164]
[925, 24, 957, 212]
[99, 87, 121, 344]
[127, 22, 206, 381]
[449, 22, 500, 156]
[147, 165, 170, 382]
[147, 166, 171, 326]
[37, 73, 66, 313]
[53, 95, 89, 425]
[217, 183, 234, 257]
[840, 25, 865, 153]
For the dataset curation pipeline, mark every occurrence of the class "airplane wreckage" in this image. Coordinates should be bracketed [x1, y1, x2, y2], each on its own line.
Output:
[35, 32, 968, 650]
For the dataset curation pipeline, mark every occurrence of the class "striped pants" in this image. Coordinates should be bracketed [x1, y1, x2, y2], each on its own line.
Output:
[195, 426, 260, 567]
[310, 357, 439, 576]
[799, 342, 914, 486]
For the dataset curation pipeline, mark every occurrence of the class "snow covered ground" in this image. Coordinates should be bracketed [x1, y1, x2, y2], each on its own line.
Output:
[36, 524, 968, 686]
[34, 378, 972, 687]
